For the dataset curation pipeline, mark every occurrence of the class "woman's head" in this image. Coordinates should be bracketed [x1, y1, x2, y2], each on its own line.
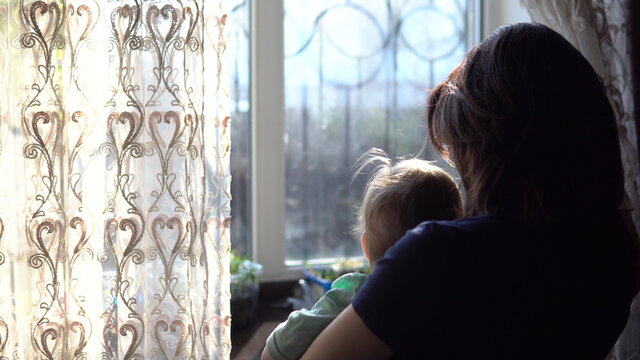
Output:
[355, 151, 462, 268]
[427, 22, 624, 221]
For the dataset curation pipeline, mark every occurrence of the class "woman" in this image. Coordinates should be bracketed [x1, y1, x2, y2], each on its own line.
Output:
[301, 23, 638, 359]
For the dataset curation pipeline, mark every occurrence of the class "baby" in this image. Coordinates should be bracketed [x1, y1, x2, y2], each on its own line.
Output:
[261, 152, 462, 360]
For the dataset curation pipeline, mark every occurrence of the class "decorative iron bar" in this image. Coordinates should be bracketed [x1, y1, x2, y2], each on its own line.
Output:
[284, 0, 469, 263]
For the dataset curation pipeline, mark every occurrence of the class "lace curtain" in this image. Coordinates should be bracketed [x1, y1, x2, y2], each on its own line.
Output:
[0, 0, 231, 358]
[521, 1, 640, 358]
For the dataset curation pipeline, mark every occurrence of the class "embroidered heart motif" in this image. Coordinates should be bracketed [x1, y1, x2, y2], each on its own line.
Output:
[148, 111, 184, 152]
[146, 5, 183, 47]
[69, 217, 89, 257]
[110, 4, 141, 49]
[103, 217, 142, 266]
[68, 320, 87, 357]
[107, 111, 142, 156]
[24, 111, 60, 157]
[205, 217, 231, 255]
[204, 12, 227, 52]
[151, 215, 185, 262]
[66, 2, 97, 51]
[153, 318, 189, 358]
[34, 322, 63, 359]
[20, 2, 63, 45]
[68, 111, 90, 153]
[119, 322, 142, 359]
[28, 219, 63, 266]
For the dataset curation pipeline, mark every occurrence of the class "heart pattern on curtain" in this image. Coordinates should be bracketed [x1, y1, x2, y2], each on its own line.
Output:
[0, 1, 232, 358]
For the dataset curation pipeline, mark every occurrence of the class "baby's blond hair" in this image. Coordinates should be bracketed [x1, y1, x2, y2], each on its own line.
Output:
[355, 150, 462, 267]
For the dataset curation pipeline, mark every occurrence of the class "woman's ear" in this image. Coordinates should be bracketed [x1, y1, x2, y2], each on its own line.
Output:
[360, 232, 369, 260]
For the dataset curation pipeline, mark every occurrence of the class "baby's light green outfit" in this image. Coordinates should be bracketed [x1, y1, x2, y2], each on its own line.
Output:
[265, 272, 368, 360]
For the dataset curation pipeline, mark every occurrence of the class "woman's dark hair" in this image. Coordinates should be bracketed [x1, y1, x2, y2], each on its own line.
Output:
[427, 22, 625, 221]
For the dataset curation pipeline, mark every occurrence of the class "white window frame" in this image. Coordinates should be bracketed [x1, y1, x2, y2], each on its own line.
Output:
[249, 0, 529, 282]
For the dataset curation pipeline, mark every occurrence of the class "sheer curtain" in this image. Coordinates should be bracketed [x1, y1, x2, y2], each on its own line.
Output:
[0, 0, 231, 358]
[521, 1, 640, 358]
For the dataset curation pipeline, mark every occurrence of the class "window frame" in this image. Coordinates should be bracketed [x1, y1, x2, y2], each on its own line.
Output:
[251, 0, 289, 281]
[248, 0, 529, 281]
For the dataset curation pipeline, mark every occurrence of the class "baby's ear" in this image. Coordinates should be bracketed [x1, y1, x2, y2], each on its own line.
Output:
[455, 206, 463, 219]
[360, 232, 369, 260]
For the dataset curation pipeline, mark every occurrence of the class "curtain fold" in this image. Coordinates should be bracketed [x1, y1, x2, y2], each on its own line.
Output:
[521, 1, 639, 358]
[0, 0, 231, 358]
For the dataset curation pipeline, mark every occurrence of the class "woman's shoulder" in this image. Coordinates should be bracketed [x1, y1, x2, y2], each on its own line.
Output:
[396, 212, 628, 250]
[409, 215, 497, 237]
[354, 213, 634, 358]
[387, 215, 500, 256]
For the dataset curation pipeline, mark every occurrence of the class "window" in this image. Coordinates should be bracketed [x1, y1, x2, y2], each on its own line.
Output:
[228, 0, 252, 256]
[284, 0, 474, 265]
[228, 0, 529, 280]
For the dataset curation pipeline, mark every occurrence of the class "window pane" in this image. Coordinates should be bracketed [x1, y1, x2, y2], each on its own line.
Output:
[227, 0, 251, 256]
[284, 0, 469, 265]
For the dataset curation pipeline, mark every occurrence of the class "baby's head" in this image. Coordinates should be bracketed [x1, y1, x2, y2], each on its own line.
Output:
[356, 153, 462, 268]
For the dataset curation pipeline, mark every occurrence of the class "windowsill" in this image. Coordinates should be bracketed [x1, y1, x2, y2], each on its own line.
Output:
[259, 257, 368, 282]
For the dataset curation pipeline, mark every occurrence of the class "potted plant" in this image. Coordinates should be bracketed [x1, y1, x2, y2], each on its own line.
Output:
[230, 250, 262, 329]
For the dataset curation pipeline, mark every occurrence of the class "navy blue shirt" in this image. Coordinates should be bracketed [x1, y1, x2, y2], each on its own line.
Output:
[352, 215, 636, 359]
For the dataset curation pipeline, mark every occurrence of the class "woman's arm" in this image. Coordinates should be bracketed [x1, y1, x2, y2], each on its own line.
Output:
[301, 305, 392, 360]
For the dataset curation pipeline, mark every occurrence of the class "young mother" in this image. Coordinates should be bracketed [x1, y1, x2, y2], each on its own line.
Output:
[302, 23, 639, 359]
